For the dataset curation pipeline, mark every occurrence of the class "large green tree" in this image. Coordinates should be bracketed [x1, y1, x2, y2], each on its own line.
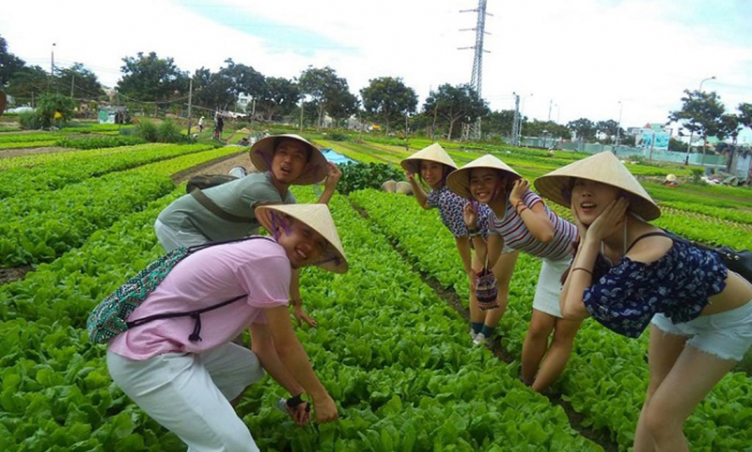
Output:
[0, 35, 26, 87]
[524, 119, 570, 139]
[482, 110, 516, 136]
[423, 83, 486, 139]
[360, 77, 418, 134]
[567, 118, 596, 141]
[595, 119, 623, 143]
[738, 103, 752, 130]
[5, 65, 48, 104]
[222, 59, 264, 99]
[192, 67, 236, 111]
[668, 89, 725, 153]
[117, 52, 189, 109]
[298, 66, 354, 128]
[55, 63, 105, 99]
[257, 76, 300, 121]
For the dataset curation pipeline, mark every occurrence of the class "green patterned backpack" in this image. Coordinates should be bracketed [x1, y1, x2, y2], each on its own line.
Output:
[87, 236, 270, 344]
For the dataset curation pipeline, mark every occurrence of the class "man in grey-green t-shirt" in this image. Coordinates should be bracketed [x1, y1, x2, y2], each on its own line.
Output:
[155, 134, 341, 326]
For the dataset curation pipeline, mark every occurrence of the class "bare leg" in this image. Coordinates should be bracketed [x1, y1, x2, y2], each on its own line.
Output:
[531, 317, 582, 392]
[643, 346, 736, 451]
[521, 309, 555, 385]
[483, 250, 518, 328]
[468, 250, 484, 325]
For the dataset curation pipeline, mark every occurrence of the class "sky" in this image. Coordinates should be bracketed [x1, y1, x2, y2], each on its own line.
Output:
[2, 0, 751, 141]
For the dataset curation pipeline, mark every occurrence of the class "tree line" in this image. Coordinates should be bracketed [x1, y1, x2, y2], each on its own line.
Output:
[1, 34, 750, 146]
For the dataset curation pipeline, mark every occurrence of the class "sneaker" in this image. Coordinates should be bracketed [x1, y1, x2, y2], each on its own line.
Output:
[473, 332, 487, 345]
[469, 329, 478, 341]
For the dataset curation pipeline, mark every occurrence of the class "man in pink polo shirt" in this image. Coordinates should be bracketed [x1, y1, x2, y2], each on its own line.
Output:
[105, 204, 347, 452]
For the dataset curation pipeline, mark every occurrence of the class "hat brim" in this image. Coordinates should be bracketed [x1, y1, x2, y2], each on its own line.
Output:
[533, 153, 661, 221]
[399, 143, 458, 175]
[254, 205, 348, 274]
[250, 135, 328, 185]
[446, 156, 522, 200]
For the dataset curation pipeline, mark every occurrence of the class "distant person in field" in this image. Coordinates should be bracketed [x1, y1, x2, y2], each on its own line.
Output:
[538, 151, 752, 452]
[401, 144, 514, 345]
[214, 114, 225, 140]
[198, 116, 205, 133]
[155, 134, 342, 327]
[107, 204, 347, 452]
[448, 155, 580, 393]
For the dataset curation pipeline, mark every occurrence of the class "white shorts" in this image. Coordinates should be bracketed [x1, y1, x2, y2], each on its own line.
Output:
[107, 343, 265, 452]
[154, 218, 210, 252]
[532, 257, 571, 318]
[651, 300, 752, 361]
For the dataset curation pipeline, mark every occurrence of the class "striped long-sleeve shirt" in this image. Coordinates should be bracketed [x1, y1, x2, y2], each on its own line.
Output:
[489, 190, 578, 261]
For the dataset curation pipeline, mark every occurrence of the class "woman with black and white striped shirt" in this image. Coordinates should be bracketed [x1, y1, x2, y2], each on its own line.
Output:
[448, 155, 580, 392]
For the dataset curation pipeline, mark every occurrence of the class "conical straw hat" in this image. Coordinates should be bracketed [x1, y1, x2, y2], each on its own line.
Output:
[400, 143, 458, 175]
[250, 134, 328, 185]
[446, 154, 522, 200]
[534, 151, 661, 221]
[237, 127, 252, 134]
[254, 203, 348, 273]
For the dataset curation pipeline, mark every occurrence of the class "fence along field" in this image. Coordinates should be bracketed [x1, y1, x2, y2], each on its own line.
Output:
[1, 137, 750, 451]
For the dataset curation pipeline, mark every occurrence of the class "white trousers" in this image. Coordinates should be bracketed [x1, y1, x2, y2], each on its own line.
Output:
[154, 218, 210, 252]
[107, 343, 265, 452]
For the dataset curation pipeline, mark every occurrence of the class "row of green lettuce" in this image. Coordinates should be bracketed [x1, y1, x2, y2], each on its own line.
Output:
[0, 147, 241, 267]
[350, 188, 752, 452]
[0, 143, 213, 200]
[0, 185, 602, 451]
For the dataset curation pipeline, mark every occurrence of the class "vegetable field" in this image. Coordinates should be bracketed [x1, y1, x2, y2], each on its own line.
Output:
[2, 135, 751, 452]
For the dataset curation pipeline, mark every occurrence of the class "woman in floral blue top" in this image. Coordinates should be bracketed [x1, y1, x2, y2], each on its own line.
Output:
[535, 151, 752, 452]
[402, 144, 518, 344]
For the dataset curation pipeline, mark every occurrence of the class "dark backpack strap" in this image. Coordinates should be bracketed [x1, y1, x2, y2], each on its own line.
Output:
[187, 235, 274, 254]
[190, 188, 254, 224]
[626, 231, 673, 254]
[126, 294, 246, 342]
[125, 236, 276, 341]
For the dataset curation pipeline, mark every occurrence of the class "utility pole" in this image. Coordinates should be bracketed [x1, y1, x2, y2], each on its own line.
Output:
[512, 92, 520, 145]
[615, 100, 623, 147]
[49, 43, 56, 92]
[250, 99, 256, 130]
[70, 75, 75, 98]
[299, 100, 303, 132]
[459, 0, 491, 141]
[187, 78, 193, 135]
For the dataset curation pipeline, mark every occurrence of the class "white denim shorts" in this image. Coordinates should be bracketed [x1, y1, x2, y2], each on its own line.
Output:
[532, 257, 571, 318]
[651, 300, 752, 361]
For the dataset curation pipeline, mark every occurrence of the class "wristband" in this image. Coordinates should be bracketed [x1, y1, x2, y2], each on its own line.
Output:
[517, 205, 528, 215]
[514, 199, 525, 209]
[467, 227, 479, 236]
[572, 267, 593, 275]
[287, 393, 305, 408]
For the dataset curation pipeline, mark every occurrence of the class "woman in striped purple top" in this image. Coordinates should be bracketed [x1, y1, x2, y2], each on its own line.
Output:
[447, 155, 580, 392]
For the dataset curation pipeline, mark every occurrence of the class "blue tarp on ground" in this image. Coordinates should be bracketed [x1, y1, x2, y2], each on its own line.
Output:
[321, 148, 356, 164]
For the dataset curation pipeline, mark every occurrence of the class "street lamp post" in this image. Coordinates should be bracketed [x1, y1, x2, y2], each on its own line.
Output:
[48, 43, 56, 91]
[518, 93, 533, 145]
[684, 76, 716, 165]
[615, 100, 623, 148]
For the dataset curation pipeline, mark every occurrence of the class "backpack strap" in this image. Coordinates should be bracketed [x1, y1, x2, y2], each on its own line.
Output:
[190, 188, 254, 224]
[625, 231, 672, 254]
[186, 235, 274, 254]
[125, 236, 276, 342]
[126, 294, 246, 342]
